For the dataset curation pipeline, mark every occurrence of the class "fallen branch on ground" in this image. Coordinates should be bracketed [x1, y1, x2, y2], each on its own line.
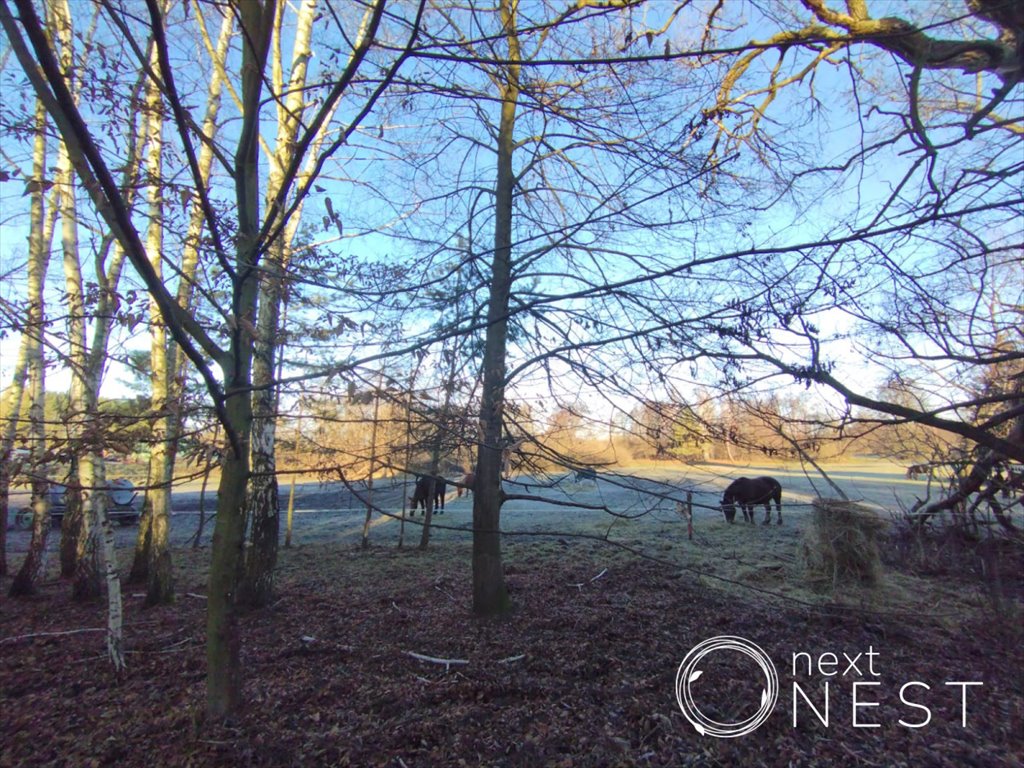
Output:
[569, 567, 608, 590]
[404, 650, 469, 672]
[0, 627, 106, 644]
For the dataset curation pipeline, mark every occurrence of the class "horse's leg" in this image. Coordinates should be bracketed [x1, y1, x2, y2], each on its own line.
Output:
[776, 497, 782, 525]
[763, 501, 772, 524]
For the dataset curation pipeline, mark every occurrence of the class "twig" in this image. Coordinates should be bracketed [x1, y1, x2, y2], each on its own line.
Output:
[404, 650, 469, 672]
[497, 654, 526, 664]
[434, 585, 457, 602]
[569, 568, 608, 590]
[0, 627, 105, 645]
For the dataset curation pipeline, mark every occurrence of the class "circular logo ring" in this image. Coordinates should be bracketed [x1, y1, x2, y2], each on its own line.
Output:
[675, 635, 778, 738]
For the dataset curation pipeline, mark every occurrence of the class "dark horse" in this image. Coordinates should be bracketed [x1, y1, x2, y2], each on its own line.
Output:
[721, 476, 782, 525]
[411, 475, 446, 515]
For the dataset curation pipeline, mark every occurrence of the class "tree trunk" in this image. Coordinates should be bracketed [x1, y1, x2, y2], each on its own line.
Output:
[285, 474, 295, 548]
[206, 439, 250, 717]
[239, 227, 284, 606]
[131, 8, 231, 593]
[9, 364, 49, 597]
[418, 475, 437, 551]
[205, 0, 271, 717]
[239, 427, 278, 606]
[0, 317, 31, 577]
[9, 100, 52, 598]
[239, 0, 318, 606]
[140, 26, 176, 606]
[91, 453, 125, 671]
[362, 388, 382, 549]
[55, 115, 101, 597]
[471, 0, 520, 617]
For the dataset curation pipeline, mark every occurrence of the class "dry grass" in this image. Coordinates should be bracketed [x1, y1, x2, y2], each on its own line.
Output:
[801, 498, 888, 590]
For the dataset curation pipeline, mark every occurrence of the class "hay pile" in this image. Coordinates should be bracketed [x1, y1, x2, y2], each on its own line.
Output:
[802, 498, 888, 590]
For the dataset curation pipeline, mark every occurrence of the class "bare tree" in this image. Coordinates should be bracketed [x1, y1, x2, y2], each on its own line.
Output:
[0, 0, 421, 717]
[679, 0, 1023, 486]
[582, 1, 1024, 513]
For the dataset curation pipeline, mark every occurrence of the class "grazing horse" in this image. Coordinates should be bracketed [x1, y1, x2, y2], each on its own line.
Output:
[721, 476, 782, 525]
[456, 471, 475, 498]
[411, 475, 446, 515]
[906, 463, 932, 480]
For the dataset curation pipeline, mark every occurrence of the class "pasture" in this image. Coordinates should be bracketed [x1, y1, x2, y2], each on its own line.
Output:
[2, 458, 1021, 767]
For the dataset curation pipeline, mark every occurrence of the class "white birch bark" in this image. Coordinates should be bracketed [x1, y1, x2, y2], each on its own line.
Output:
[140, 14, 176, 605]
[9, 100, 55, 596]
[48, 0, 95, 592]
[242, 0, 319, 605]
[0, 311, 32, 575]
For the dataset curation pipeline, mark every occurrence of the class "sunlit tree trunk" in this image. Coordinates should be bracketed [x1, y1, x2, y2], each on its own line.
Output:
[42, 0, 91, 589]
[0, 315, 31, 577]
[361, 386, 382, 549]
[129, 7, 233, 594]
[242, 0, 322, 606]
[204, 0, 274, 717]
[47, 0, 122, 602]
[9, 101, 53, 597]
[143, 250, 175, 589]
[76, 430, 124, 669]
[472, 0, 520, 617]
[136, 23, 176, 605]
[241, 233, 283, 604]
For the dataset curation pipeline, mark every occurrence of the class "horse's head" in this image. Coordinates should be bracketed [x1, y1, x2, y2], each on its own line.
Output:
[721, 494, 737, 523]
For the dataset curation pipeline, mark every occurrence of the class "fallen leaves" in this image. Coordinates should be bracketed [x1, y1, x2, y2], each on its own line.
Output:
[0, 540, 1021, 767]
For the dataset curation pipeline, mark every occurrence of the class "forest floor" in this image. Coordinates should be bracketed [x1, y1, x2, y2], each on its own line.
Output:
[2, 462, 1023, 766]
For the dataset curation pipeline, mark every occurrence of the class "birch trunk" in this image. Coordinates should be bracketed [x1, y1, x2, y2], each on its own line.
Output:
[42, 0, 90, 587]
[41, 1, 128, 642]
[137, 24, 176, 605]
[79, 439, 125, 669]
[9, 356, 50, 597]
[240, 0, 317, 607]
[9, 101, 53, 597]
[129, 7, 233, 591]
[54, 94, 100, 598]
[0, 318, 31, 577]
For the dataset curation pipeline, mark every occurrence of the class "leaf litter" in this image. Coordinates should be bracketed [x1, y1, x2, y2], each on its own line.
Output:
[1, 538, 1021, 767]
